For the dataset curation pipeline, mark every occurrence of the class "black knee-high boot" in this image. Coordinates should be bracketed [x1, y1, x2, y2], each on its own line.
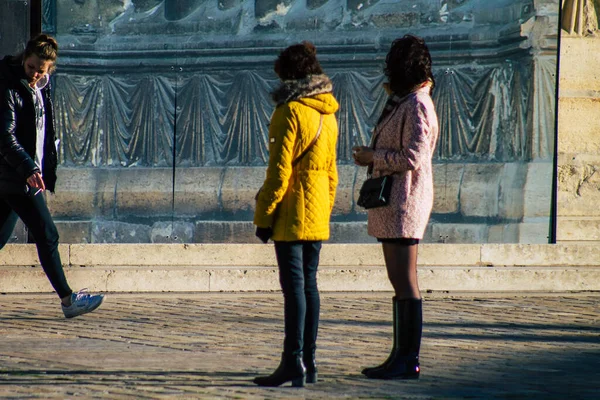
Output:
[362, 298, 399, 375]
[253, 352, 306, 387]
[364, 298, 422, 380]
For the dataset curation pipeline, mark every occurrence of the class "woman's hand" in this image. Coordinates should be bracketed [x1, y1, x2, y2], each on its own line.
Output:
[352, 146, 374, 167]
[255, 227, 273, 244]
[26, 172, 45, 192]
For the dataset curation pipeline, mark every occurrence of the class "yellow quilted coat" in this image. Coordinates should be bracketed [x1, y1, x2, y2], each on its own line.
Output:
[254, 92, 339, 241]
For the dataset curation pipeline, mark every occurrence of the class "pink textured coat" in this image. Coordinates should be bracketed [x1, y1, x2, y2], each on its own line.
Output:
[367, 86, 439, 239]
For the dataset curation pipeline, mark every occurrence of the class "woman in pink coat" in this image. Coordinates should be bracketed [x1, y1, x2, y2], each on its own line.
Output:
[352, 35, 439, 380]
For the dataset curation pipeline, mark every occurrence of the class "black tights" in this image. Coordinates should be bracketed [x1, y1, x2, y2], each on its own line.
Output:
[379, 238, 420, 300]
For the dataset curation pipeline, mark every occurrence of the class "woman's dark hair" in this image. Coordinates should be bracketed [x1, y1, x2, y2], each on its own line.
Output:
[385, 35, 434, 95]
[20, 34, 59, 73]
[274, 41, 323, 80]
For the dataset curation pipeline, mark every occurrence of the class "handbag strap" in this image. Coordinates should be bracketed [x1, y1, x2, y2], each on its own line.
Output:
[292, 114, 324, 167]
[366, 93, 412, 177]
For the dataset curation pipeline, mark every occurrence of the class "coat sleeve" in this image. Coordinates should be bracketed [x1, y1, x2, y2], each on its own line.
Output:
[253, 106, 297, 228]
[372, 100, 433, 173]
[0, 87, 38, 178]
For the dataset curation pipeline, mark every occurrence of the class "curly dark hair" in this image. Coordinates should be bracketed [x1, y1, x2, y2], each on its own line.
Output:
[385, 35, 434, 95]
[274, 41, 324, 80]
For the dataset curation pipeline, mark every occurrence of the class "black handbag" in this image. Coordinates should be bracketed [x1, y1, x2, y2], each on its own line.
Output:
[357, 175, 393, 209]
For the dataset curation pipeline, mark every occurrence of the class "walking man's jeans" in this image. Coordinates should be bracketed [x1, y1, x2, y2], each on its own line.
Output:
[0, 193, 72, 298]
[274, 240, 322, 356]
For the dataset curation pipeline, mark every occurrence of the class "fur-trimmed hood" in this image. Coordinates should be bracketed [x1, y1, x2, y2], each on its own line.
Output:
[271, 74, 333, 105]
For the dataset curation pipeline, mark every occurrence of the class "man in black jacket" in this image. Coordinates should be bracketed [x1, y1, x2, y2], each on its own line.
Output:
[0, 34, 104, 318]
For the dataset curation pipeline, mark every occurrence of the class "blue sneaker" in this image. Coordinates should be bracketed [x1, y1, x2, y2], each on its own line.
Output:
[62, 289, 105, 318]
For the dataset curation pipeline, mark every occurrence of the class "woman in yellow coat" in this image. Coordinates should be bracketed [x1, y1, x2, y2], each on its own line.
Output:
[253, 41, 339, 387]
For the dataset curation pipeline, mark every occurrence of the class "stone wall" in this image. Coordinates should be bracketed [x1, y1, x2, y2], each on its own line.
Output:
[39, 162, 552, 244]
[557, 0, 600, 243]
[4, 1, 561, 244]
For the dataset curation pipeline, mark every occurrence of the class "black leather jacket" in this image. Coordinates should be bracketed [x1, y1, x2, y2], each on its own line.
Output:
[0, 55, 58, 194]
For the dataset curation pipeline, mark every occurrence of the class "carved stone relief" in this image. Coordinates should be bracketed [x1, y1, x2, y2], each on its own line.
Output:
[54, 0, 556, 166]
[562, 0, 600, 35]
[40, 0, 560, 243]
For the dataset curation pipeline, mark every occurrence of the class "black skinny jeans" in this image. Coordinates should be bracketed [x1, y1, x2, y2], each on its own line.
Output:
[274, 240, 322, 357]
[0, 192, 72, 298]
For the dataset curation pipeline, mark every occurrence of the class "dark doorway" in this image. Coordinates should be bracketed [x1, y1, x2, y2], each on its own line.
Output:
[0, 0, 39, 57]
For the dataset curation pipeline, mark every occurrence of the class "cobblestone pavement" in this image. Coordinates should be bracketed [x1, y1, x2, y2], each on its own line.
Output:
[0, 292, 598, 399]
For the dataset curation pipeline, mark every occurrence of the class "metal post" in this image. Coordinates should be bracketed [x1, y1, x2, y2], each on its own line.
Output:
[550, 4, 564, 244]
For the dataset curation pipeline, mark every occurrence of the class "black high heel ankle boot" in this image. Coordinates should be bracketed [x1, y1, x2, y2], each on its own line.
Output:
[253, 352, 306, 387]
[303, 348, 318, 383]
[365, 298, 422, 380]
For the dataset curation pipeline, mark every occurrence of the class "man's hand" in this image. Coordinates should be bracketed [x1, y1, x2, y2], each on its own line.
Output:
[255, 227, 273, 244]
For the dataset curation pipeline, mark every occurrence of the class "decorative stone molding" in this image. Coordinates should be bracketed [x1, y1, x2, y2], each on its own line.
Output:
[562, 0, 600, 35]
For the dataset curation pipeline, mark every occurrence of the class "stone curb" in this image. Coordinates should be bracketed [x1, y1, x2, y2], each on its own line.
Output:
[0, 244, 598, 293]
[3, 243, 600, 267]
[0, 265, 597, 293]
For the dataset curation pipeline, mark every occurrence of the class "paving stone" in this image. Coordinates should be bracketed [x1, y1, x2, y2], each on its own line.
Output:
[0, 293, 598, 399]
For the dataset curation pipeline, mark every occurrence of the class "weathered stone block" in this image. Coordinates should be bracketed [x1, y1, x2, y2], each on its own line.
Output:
[56, 221, 92, 244]
[353, 168, 369, 216]
[194, 221, 256, 243]
[329, 221, 374, 243]
[431, 223, 490, 244]
[64, 267, 211, 292]
[419, 266, 600, 292]
[0, 267, 52, 292]
[46, 168, 96, 218]
[95, 169, 119, 217]
[557, 161, 600, 217]
[433, 164, 463, 214]
[115, 169, 173, 217]
[418, 244, 481, 266]
[174, 168, 221, 216]
[0, 244, 69, 266]
[523, 162, 553, 218]
[333, 165, 357, 216]
[151, 221, 194, 243]
[194, 221, 372, 244]
[498, 163, 527, 220]
[459, 164, 502, 217]
[559, 37, 600, 92]
[221, 167, 264, 217]
[517, 221, 551, 244]
[557, 217, 600, 242]
[69, 243, 278, 267]
[209, 267, 280, 291]
[92, 221, 152, 243]
[488, 224, 519, 243]
[318, 267, 392, 291]
[481, 244, 600, 266]
[558, 98, 600, 154]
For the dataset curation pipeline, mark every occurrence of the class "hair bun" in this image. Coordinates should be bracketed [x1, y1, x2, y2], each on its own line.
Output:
[302, 41, 317, 56]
